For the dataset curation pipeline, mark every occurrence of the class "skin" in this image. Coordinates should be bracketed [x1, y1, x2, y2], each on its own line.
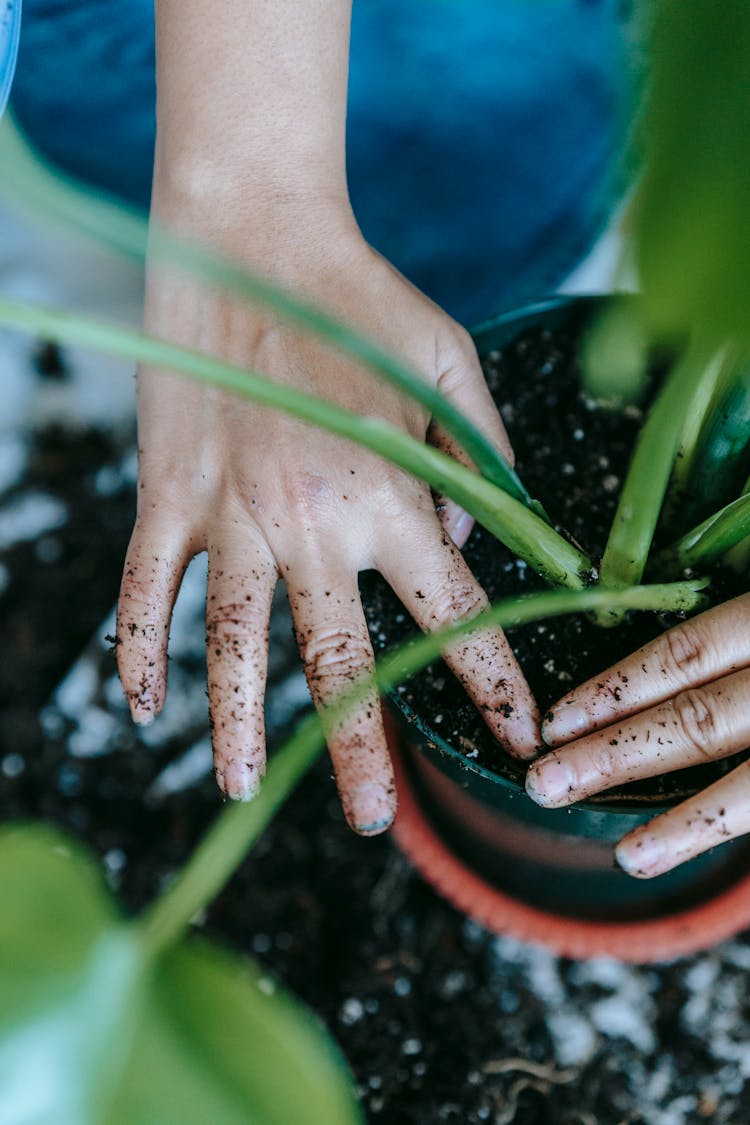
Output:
[526, 593, 750, 877]
[116, 0, 540, 836]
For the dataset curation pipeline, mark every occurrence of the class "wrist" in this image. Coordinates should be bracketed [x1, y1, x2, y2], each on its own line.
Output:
[147, 164, 364, 289]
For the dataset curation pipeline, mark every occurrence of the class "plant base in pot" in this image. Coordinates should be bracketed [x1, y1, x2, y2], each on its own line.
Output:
[363, 296, 750, 963]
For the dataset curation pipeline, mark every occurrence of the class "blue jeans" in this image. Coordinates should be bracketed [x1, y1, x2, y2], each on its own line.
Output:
[10, 0, 629, 325]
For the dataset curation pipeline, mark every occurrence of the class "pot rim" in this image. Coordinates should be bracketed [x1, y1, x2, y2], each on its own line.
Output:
[387, 718, 750, 962]
[389, 693, 674, 817]
[389, 291, 687, 817]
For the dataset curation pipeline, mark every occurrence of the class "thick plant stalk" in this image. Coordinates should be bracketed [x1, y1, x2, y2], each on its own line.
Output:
[597, 338, 718, 621]
[138, 578, 707, 954]
[725, 472, 750, 572]
[653, 493, 750, 575]
[662, 344, 731, 521]
[0, 297, 590, 588]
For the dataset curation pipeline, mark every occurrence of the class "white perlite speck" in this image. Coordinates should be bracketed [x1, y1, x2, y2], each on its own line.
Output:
[0, 491, 66, 550]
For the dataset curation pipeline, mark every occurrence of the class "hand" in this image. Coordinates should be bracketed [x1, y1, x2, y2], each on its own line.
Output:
[525, 595, 750, 876]
[116, 204, 540, 835]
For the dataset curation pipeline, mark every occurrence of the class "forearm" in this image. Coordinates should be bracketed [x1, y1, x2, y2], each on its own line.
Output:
[153, 0, 353, 215]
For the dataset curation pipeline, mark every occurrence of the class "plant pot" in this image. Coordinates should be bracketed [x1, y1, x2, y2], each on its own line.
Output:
[366, 295, 750, 963]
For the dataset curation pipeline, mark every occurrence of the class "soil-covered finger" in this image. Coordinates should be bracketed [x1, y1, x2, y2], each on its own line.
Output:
[543, 594, 750, 745]
[615, 760, 750, 878]
[117, 523, 191, 724]
[287, 569, 396, 834]
[528, 667, 750, 808]
[206, 541, 277, 800]
[377, 520, 540, 758]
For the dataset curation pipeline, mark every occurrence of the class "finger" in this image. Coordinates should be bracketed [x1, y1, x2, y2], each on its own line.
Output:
[117, 516, 193, 724]
[287, 565, 396, 835]
[543, 595, 750, 745]
[206, 532, 278, 801]
[428, 418, 477, 549]
[436, 330, 515, 465]
[377, 514, 540, 758]
[527, 666, 750, 808]
[615, 759, 750, 878]
[430, 335, 515, 549]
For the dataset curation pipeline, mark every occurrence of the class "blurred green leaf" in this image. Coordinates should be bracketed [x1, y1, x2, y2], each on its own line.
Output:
[581, 300, 650, 406]
[0, 826, 362, 1125]
[112, 940, 363, 1125]
[634, 0, 750, 347]
[0, 825, 145, 1125]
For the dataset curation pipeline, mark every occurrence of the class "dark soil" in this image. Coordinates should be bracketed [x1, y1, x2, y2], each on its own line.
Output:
[364, 322, 746, 805]
[2, 323, 750, 1124]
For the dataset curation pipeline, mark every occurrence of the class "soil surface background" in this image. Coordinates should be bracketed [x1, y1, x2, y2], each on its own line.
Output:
[1, 326, 750, 1125]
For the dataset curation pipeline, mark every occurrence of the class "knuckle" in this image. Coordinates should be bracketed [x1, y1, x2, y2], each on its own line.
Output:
[280, 470, 336, 517]
[663, 624, 705, 680]
[302, 626, 372, 686]
[672, 689, 718, 760]
[206, 602, 259, 643]
[422, 579, 487, 627]
[449, 325, 479, 367]
[589, 743, 619, 787]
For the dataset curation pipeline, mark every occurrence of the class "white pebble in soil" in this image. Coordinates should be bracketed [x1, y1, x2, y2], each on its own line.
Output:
[1, 753, 25, 779]
[340, 998, 365, 1026]
[0, 492, 67, 550]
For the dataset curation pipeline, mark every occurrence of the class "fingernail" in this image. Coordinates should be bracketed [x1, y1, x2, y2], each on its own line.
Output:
[352, 783, 395, 835]
[526, 757, 575, 807]
[132, 710, 155, 728]
[542, 703, 588, 744]
[450, 510, 475, 549]
[615, 833, 664, 876]
[131, 693, 156, 726]
[221, 760, 262, 802]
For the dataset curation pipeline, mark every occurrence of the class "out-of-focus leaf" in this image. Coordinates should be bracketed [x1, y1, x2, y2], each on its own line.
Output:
[634, 0, 750, 348]
[0, 826, 145, 1125]
[0, 825, 363, 1125]
[111, 939, 364, 1125]
[581, 300, 650, 405]
[674, 360, 750, 533]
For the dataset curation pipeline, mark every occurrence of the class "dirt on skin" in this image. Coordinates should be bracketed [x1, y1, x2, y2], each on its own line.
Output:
[3, 330, 750, 1124]
[363, 322, 748, 806]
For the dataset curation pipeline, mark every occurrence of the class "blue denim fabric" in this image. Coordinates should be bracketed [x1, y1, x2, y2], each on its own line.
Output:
[10, 0, 628, 324]
[0, 0, 22, 116]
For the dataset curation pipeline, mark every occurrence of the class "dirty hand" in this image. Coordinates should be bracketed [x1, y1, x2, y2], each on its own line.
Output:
[116, 204, 540, 834]
[526, 595, 750, 876]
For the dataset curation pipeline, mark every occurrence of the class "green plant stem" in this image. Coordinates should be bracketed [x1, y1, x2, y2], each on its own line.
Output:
[725, 471, 750, 572]
[652, 492, 750, 574]
[663, 344, 730, 516]
[139, 578, 707, 956]
[0, 119, 541, 515]
[139, 714, 323, 955]
[597, 338, 718, 618]
[0, 297, 588, 587]
[149, 227, 541, 513]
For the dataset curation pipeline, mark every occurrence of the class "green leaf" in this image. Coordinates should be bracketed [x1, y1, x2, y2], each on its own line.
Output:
[0, 826, 362, 1125]
[596, 338, 719, 621]
[0, 825, 145, 1125]
[634, 0, 750, 348]
[0, 297, 591, 589]
[111, 939, 363, 1125]
[0, 115, 536, 514]
[652, 492, 750, 575]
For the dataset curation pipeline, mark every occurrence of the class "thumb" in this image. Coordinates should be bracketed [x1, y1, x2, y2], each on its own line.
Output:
[429, 332, 515, 548]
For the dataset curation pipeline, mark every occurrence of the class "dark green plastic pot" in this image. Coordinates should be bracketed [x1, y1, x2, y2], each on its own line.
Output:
[386, 295, 750, 956]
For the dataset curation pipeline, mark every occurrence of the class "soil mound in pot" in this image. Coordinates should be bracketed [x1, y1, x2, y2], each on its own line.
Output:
[363, 312, 747, 808]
